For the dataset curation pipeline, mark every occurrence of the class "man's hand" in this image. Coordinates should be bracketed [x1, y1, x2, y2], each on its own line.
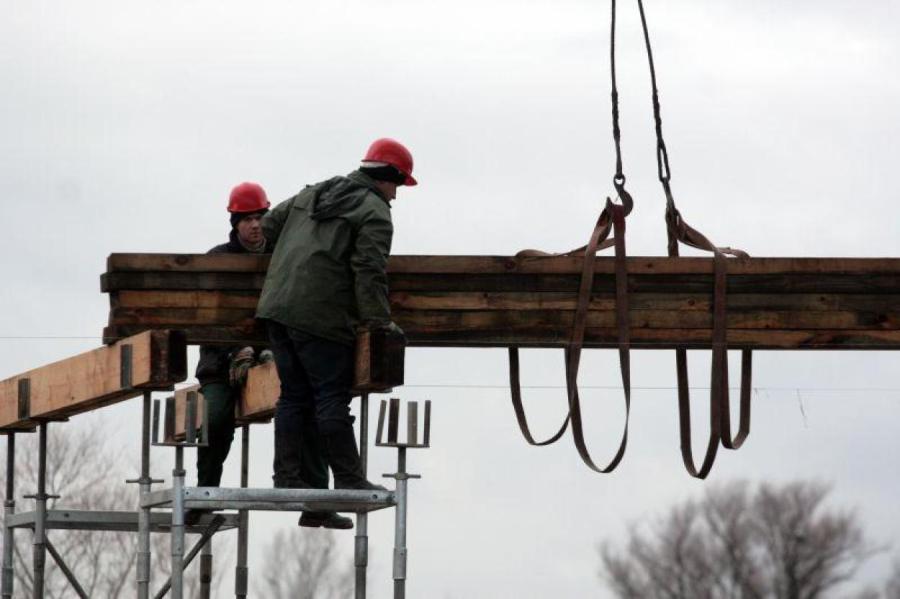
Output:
[228, 347, 255, 387]
[384, 321, 406, 340]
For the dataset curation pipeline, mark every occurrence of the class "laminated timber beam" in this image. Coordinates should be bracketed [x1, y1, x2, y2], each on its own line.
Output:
[101, 254, 900, 350]
[167, 362, 280, 440]
[0, 331, 186, 430]
[167, 361, 278, 440]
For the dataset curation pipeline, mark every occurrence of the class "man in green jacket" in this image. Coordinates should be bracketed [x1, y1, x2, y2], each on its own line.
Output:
[257, 138, 416, 527]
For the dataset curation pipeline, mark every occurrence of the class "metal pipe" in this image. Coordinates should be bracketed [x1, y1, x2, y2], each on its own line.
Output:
[235, 425, 249, 599]
[2, 433, 16, 599]
[45, 538, 89, 599]
[170, 446, 186, 599]
[393, 447, 408, 599]
[154, 517, 224, 599]
[355, 394, 370, 599]
[199, 537, 212, 599]
[32, 423, 48, 599]
[137, 391, 153, 599]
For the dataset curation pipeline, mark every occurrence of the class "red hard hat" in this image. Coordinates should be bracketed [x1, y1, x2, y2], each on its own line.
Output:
[228, 182, 270, 213]
[362, 138, 417, 186]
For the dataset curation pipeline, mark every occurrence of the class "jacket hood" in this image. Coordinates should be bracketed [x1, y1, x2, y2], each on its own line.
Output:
[310, 171, 389, 221]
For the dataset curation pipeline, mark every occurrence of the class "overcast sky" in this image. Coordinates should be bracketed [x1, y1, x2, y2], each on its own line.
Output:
[2, 1, 899, 597]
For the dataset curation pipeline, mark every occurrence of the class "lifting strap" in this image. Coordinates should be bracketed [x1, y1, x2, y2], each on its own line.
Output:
[508, 200, 631, 470]
[508, 0, 754, 478]
[508, 0, 633, 471]
[636, 0, 752, 477]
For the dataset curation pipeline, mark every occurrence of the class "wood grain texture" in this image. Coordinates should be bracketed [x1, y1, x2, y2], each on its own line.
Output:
[101, 253, 900, 350]
[0, 331, 186, 430]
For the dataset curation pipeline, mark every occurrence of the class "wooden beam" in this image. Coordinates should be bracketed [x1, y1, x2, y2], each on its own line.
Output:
[101, 254, 900, 350]
[106, 253, 900, 275]
[168, 363, 280, 440]
[0, 331, 186, 430]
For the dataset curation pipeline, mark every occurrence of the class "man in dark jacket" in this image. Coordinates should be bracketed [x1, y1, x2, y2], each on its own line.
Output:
[194, 182, 330, 520]
[257, 139, 416, 517]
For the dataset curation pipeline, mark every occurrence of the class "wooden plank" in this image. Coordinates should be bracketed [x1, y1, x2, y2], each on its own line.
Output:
[115, 290, 261, 309]
[108, 253, 270, 273]
[100, 270, 900, 295]
[101, 272, 267, 292]
[114, 289, 900, 314]
[110, 307, 257, 326]
[103, 323, 900, 350]
[169, 362, 281, 440]
[168, 385, 203, 442]
[100, 253, 900, 350]
[106, 253, 900, 276]
[241, 361, 281, 421]
[0, 331, 186, 430]
[107, 305, 899, 331]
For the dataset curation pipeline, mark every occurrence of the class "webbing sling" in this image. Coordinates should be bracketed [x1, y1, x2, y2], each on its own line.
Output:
[508, 0, 634, 470]
[637, 0, 752, 477]
[508, 200, 631, 472]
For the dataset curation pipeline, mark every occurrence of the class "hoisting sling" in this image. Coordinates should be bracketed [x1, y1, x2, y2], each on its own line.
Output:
[508, 0, 752, 479]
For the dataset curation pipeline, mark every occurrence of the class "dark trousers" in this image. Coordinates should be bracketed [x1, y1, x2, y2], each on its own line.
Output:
[267, 321, 354, 488]
[196, 382, 237, 487]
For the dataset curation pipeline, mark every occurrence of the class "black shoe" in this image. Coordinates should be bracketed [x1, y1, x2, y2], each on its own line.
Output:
[334, 479, 388, 491]
[273, 478, 312, 489]
[323, 426, 388, 491]
[184, 509, 214, 526]
[298, 511, 354, 530]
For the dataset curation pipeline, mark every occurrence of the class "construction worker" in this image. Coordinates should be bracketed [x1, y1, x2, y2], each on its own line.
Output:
[189, 182, 306, 523]
[256, 138, 416, 529]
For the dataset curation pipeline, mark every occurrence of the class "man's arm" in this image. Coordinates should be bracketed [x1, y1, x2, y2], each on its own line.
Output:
[351, 206, 393, 325]
[261, 194, 297, 246]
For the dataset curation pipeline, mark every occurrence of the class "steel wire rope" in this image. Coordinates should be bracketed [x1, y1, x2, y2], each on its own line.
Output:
[508, 0, 635, 473]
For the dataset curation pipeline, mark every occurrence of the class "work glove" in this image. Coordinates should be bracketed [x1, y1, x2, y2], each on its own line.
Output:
[384, 321, 405, 340]
[228, 347, 255, 387]
[257, 349, 275, 364]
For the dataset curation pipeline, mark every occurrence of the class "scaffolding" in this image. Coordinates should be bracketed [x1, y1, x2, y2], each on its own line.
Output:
[2, 390, 430, 599]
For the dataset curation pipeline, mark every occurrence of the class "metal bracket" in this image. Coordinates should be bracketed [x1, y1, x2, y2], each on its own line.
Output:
[375, 397, 431, 449]
[120, 344, 133, 389]
[151, 392, 208, 448]
[17, 378, 30, 421]
[23, 493, 61, 501]
[125, 477, 165, 485]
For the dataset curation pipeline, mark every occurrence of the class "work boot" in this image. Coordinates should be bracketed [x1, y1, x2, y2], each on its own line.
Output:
[272, 477, 312, 489]
[298, 511, 354, 530]
[322, 427, 387, 491]
[184, 509, 214, 526]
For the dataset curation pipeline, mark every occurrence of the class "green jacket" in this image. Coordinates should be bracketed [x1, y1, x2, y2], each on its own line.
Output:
[256, 170, 393, 345]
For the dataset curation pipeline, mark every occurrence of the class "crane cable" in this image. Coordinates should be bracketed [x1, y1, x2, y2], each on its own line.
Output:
[508, 0, 634, 472]
[508, 0, 754, 478]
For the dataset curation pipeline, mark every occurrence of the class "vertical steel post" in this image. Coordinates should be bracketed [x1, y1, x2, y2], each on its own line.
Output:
[32, 422, 48, 599]
[137, 391, 153, 599]
[393, 447, 408, 599]
[1, 433, 16, 599]
[355, 394, 370, 599]
[199, 537, 212, 599]
[234, 424, 249, 599]
[171, 446, 186, 599]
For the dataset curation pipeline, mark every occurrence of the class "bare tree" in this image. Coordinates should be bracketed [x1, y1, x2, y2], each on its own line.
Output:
[2, 420, 138, 598]
[885, 561, 900, 599]
[599, 480, 880, 599]
[256, 528, 353, 598]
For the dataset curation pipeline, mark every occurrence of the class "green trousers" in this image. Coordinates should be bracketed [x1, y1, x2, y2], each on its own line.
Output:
[196, 382, 329, 488]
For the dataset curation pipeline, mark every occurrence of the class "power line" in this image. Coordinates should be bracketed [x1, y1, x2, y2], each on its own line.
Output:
[404, 383, 900, 393]
[0, 336, 102, 340]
